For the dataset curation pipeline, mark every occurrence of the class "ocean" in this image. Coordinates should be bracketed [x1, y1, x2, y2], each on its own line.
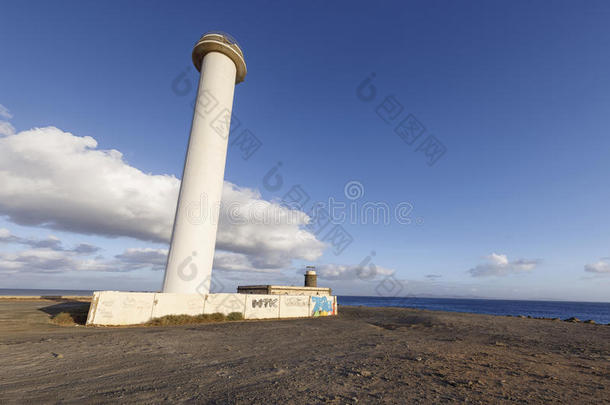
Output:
[338, 296, 610, 324]
[2, 289, 608, 324]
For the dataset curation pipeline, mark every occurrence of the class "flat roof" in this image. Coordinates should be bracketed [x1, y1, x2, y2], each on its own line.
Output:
[238, 285, 330, 290]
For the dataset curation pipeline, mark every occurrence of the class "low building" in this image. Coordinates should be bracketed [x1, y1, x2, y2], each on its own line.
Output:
[237, 285, 331, 296]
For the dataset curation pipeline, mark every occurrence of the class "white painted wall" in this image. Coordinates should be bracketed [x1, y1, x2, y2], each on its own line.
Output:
[87, 291, 156, 325]
[279, 295, 310, 318]
[310, 295, 337, 317]
[86, 292, 337, 325]
[203, 293, 246, 315]
[151, 293, 204, 318]
[244, 294, 281, 319]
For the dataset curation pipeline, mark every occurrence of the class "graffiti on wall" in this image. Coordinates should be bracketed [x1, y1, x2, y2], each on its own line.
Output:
[284, 297, 308, 307]
[311, 296, 335, 317]
[251, 298, 278, 308]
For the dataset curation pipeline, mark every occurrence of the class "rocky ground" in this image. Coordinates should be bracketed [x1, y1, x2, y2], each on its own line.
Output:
[0, 300, 608, 404]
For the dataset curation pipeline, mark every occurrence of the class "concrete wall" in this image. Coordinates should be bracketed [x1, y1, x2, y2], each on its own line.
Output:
[279, 295, 310, 318]
[86, 291, 156, 326]
[203, 293, 246, 315]
[310, 295, 337, 317]
[151, 293, 204, 318]
[244, 294, 280, 319]
[86, 291, 337, 325]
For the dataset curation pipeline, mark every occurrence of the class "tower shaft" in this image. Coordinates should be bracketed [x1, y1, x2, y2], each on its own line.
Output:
[163, 33, 246, 294]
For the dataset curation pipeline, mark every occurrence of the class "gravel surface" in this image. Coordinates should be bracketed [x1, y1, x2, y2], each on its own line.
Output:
[1, 300, 608, 404]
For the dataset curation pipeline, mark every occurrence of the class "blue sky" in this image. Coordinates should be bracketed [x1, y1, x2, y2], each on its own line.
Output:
[1, 1, 609, 301]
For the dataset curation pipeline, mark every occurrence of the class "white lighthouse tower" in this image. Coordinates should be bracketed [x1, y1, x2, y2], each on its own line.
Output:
[162, 32, 247, 294]
[85, 33, 338, 326]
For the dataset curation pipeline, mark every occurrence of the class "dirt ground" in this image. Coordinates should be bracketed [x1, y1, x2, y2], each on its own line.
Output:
[0, 300, 608, 404]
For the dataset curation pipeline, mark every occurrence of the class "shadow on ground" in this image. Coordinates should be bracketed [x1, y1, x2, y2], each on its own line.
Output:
[38, 301, 90, 325]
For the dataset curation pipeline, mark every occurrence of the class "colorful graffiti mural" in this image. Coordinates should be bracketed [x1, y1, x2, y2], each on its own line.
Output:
[311, 296, 335, 317]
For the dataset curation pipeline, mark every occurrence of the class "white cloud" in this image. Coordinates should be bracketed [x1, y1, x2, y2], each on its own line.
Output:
[212, 250, 285, 273]
[216, 183, 324, 268]
[0, 249, 72, 273]
[0, 230, 307, 278]
[314, 262, 394, 280]
[0, 229, 117, 274]
[0, 234, 303, 276]
[0, 233, 167, 274]
[469, 253, 538, 277]
[0, 104, 15, 136]
[0, 247, 112, 274]
[0, 121, 15, 136]
[114, 248, 168, 271]
[0, 104, 12, 120]
[0, 126, 325, 271]
[0, 228, 17, 242]
[0, 127, 178, 241]
[0, 223, 395, 284]
[584, 258, 610, 274]
[0, 227, 99, 253]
